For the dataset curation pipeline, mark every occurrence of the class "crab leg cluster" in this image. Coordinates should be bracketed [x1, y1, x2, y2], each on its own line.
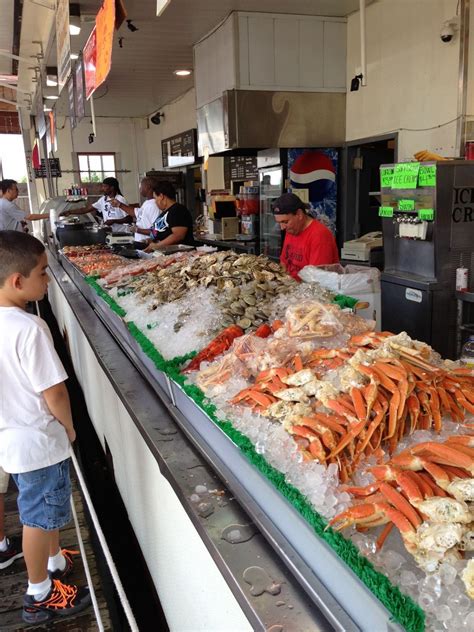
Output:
[229, 332, 474, 481]
[330, 437, 474, 597]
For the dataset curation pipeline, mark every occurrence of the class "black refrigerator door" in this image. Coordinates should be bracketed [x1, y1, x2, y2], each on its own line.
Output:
[381, 280, 432, 342]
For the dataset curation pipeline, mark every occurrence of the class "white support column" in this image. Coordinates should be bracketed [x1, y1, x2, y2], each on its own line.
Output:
[19, 108, 39, 212]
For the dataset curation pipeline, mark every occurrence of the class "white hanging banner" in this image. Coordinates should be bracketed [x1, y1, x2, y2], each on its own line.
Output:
[56, 0, 72, 92]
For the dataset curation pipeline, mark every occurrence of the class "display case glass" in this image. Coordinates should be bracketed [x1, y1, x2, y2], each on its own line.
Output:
[259, 166, 284, 261]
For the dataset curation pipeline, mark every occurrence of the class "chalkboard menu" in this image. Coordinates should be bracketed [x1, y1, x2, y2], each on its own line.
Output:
[162, 129, 197, 168]
[229, 156, 258, 181]
[34, 158, 62, 178]
[146, 170, 184, 188]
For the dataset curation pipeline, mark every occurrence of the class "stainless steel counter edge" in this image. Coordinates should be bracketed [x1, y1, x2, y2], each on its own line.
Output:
[47, 253, 334, 632]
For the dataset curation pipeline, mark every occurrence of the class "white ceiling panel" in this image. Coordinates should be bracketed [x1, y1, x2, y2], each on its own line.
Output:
[20, 0, 376, 118]
[0, 0, 15, 75]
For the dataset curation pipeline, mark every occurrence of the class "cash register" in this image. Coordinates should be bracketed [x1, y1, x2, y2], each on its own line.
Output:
[341, 231, 383, 262]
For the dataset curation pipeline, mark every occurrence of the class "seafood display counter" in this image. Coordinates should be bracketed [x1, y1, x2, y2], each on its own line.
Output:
[48, 252, 328, 632]
[48, 246, 473, 632]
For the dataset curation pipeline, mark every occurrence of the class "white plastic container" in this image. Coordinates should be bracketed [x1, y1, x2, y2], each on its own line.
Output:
[460, 335, 474, 367]
[456, 267, 469, 291]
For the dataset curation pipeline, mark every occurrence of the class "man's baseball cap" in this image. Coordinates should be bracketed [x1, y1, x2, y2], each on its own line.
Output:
[272, 192, 308, 214]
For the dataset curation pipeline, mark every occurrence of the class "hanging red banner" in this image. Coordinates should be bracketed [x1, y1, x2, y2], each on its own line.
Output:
[83, 27, 97, 100]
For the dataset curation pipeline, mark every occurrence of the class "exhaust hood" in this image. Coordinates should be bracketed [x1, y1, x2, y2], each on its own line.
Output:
[197, 89, 346, 156]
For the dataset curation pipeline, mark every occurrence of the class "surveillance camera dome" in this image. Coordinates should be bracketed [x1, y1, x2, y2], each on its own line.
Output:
[440, 19, 457, 42]
[150, 112, 163, 125]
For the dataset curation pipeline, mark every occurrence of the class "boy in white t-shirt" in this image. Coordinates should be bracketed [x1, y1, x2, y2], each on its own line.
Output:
[0, 231, 90, 623]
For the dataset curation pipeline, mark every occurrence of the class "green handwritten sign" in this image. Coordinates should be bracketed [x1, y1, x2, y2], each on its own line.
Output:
[391, 162, 420, 189]
[380, 167, 394, 189]
[418, 208, 434, 221]
[418, 164, 436, 187]
[398, 199, 415, 212]
[379, 206, 394, 218]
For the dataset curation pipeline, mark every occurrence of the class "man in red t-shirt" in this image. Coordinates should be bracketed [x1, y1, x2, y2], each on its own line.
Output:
[272, 192, 339, 281]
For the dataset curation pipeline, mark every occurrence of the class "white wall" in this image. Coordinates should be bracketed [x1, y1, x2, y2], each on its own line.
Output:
[346, 0, 460, 160]
[50, 89, 196, 205]
[142, 88, 197, 172]
[54, 116, 146, 203]
[194, 12, 346, 109]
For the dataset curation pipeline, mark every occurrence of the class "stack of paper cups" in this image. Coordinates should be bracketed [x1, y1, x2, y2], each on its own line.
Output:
[456, 267, 469, 291]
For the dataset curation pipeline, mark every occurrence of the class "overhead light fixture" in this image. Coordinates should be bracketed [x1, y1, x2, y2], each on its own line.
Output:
[70, 53, 79, 60]
[69, 3, 81, 35]
[174, 69, 192, 76]
[350, 73, 364, 92]
[156, 0, 171, 16]
[46, 66, 58, 87]
[44, 105, 52, 112]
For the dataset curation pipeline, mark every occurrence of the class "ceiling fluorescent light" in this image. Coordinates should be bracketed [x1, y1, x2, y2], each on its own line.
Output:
[174, 69, 192, 76]
[69, 4, 81, 35]
[156, 0, 171, 17]
[70, 53, 79, 60]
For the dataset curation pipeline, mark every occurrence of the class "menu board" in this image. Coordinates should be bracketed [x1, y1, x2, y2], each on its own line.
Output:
[36, 91, 46, 140]
[67, 75, 76, 129]
[34, 158, 62, 179]
[229, 156, 258, 181]
[161, 129, 197, 168]
[83, 27, 97, 99]
[146, 170, 184, 188]
[75, 59, 85, 122]
[95, 0, 115, 90]
[55, 0, 71, 92]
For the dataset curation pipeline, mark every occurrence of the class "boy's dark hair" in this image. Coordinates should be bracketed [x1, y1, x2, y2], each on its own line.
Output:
[0, 231, 45, 286]
[152, 181, 176, 200]
[1, 179, 17, 194]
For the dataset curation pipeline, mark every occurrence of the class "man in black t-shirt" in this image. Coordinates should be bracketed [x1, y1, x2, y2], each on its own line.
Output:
[144, 181, 194, 251]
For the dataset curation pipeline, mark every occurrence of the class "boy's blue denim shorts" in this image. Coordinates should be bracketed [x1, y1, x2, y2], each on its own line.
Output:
[12, 458, 71, 531]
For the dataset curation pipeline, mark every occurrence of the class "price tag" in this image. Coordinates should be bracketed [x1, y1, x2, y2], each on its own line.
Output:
[418, 208, 434, 221]
[398, 199, 415, 211]
[379, 206, 394, 218]
[392, 162, 420, 189]
[380, 167, 394, 188]
[418, 164, 436, 187]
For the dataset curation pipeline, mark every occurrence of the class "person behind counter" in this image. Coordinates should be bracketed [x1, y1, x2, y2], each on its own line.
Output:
[272, 192, 339, 281]
[61, 177, 132, 233]
[0, 180, 49, 231]
[144, 181, 194, 251]
[110, 177, 159, 249]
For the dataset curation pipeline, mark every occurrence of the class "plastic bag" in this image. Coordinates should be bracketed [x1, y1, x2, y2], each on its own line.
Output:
[299, 264, 380, 294]
[281, 300, 344, 339]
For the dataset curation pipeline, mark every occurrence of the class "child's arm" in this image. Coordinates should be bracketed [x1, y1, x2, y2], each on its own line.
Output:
[43, 382, 76, 444]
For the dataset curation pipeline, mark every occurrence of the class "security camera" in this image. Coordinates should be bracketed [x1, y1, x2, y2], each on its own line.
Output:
[150, 112, 164, 125]
[440, 18, 458, 43]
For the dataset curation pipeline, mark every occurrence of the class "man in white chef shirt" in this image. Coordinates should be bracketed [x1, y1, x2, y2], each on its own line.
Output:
[60, 177, 131, 233]
[110, 177, 159, 248]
